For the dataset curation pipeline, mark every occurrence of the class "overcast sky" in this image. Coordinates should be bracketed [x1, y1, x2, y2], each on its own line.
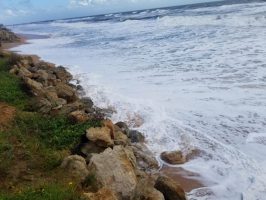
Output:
[0, 0, 218, 24]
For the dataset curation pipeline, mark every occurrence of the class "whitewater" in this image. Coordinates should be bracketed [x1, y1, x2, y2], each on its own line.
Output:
[11, 1, 266, 199]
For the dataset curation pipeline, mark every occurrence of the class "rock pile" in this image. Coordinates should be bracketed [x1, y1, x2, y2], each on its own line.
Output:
[7, 52, 187, 200]
[9, 54, 103, 119]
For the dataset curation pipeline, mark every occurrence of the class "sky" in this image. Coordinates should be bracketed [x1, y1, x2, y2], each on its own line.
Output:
[0, 0, 218, 24]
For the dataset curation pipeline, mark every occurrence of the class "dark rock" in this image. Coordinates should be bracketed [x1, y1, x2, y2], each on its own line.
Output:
[17, 67, 33, 78]
[31, 98, 52, 114]
[35, 61, 55, 71]
[81, 97, 94, 111]
[55, 82, 77, 102]
[56, 101, 84, 115]
[24, 77, 44, 96]
[35, 69, 49, 83]
[155, 175, 187, 200]
[74, 141, 106, 163]
[131, 143, 159, 171]
[54, 66, 73, 83]
[77, 85, 83, 91]
[128, 130, 145, 143]
[115, 122, 130, 137]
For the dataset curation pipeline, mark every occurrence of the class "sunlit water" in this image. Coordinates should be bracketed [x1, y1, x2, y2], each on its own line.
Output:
[11, 1, 266, 199]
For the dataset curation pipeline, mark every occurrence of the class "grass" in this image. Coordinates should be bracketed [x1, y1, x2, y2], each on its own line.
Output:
[15, 111, 101, 150]
[0, 184, 82, 200]
[0, 133, 14, 177]
[0, 58, 29, 109]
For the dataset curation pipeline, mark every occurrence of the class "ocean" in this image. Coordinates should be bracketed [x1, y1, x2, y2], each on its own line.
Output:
[10, 0, 266, 199]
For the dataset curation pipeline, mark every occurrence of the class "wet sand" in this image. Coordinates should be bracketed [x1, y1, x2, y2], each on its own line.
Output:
[160, 164, 205, 192]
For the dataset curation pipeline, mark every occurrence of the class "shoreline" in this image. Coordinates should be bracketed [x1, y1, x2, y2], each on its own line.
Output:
[3, 32, 206, 195]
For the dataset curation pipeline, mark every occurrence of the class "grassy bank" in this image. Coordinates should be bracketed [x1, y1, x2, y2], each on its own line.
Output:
[0, 53, 100, 199]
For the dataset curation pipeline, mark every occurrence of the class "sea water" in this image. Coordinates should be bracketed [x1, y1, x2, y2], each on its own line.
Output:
[11, 1, 266, 199]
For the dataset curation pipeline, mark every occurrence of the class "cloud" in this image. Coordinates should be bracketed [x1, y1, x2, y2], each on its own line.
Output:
[5, 9, 17, 17]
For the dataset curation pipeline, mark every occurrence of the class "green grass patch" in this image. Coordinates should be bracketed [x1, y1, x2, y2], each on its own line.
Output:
[0, 133, 14, 177]
[15, 112, 101, 150]
[0, 112, 100, 172]
[0, 58, 29, 109]
[0, 184, 82, 200]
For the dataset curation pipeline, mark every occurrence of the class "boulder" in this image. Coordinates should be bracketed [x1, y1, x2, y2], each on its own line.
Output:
[54, 66, 73, 83]
[88, 146, 137, 200]
[155, 175, 187, 200]
[81, 97, 94, 111]
[31, 97, 53, 114]
[19, 59, 31, 68]
[84, 187, 118, 200]
[102, 119, 115, 139]
[34, 69, 50, 85]
[17, 67, 33, 78]
[44, 87, 58, 101]
[76, 142, 106, 163]
[131, 143, 159, 171]
[115, 122, 130, 136]
[72, 134, 106, 163]
[160, 151, 185, 165]
[34, 61, 55, 71]
[61, 155, 89, 181]
[128, 130, 145, 143]
[24, 77, 44, 96]
[56, 101, 84, 115]
[69, 110, 90, 123]
[133, 177, 165, 200]
[86, 127, 114, 147]
[113, 130, 128, 146]
[55, 82, 77, 102]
